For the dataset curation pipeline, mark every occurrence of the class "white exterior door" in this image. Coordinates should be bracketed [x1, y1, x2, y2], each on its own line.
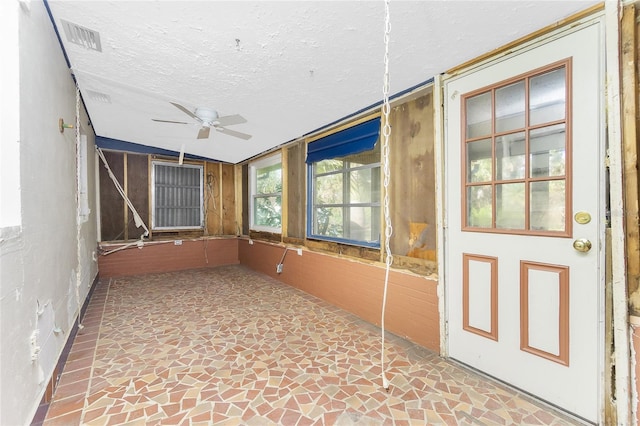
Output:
[445, 19, 603, 422]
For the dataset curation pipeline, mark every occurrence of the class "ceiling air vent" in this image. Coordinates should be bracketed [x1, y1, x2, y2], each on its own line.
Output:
[60, 19, 102, 52]
[86, 90, 111, 103]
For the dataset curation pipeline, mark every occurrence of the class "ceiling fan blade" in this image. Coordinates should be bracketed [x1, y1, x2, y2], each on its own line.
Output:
[170, 102, 200, 121]
[215, 126, 252, 140]
[152, 119, 189, 124]
[197, 126, 211, 139]
[216, 114, 247, 127]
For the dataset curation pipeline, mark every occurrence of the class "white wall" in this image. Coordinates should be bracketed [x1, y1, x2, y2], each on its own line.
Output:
[0, 0, 21, 228]
[0, 1, 98, 424]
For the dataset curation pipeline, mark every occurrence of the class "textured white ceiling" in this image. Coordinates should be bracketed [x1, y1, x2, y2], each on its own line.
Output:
[47, 1, 598, 164]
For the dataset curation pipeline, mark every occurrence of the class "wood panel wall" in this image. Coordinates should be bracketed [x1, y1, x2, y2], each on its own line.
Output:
[388, 90, 437, 276]
[242, 91, 438, 278]
[238, 239, 440, 351]
[205, 162, 221, 235]
[286, 142, 306, 241]
[622, 4, 640, 426]
[126, 153, 149, 240]
[623, 3, 640, 315]
[221, 164, 237, 234]
[99, 150, 125, 241]
[98, 151, 236, 242]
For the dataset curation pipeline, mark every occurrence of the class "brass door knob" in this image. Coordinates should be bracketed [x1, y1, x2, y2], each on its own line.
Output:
[573, 238, 592, 253]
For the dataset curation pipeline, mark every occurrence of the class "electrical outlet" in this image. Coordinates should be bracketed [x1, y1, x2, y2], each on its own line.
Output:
[249, 239, 254, 245]
[174, 239, 183, 246]
[296, 248, 302, 256]
[276, 264, 283, 274]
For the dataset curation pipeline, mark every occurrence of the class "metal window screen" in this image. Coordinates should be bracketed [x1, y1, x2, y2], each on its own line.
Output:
[153, 163, 203, 229]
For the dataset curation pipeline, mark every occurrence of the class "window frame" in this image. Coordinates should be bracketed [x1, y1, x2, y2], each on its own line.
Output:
[307, 147, 381, 248]
[249, 154, 283, 233]
[151, 160, 204, 231]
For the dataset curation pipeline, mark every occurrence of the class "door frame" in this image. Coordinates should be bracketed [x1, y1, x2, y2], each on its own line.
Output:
[432, 7, 628, 424]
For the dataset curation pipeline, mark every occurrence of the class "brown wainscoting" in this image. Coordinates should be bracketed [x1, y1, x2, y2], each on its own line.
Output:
[238, 239, 440, 351]
[98, 238, 240, 278]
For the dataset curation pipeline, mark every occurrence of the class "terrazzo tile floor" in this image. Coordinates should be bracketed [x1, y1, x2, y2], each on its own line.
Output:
[43, 265, 585, 425]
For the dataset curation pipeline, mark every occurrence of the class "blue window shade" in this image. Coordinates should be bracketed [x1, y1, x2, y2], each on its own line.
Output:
[305, 117, 381, 164]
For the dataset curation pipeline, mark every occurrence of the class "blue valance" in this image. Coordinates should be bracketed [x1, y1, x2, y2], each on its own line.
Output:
[305, 117, 381, 164]
[96, 136, 213, 161]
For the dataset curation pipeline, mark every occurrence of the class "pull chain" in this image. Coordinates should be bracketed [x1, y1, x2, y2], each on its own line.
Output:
[380, 0, 393, 391]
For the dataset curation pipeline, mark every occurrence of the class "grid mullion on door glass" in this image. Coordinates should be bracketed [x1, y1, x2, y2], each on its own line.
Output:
[490, 88, 496, 229]
[524, 75, 531, 232]
[463, 62, 569, 235]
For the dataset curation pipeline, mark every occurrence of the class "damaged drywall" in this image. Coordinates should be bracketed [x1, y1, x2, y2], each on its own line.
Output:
[0, 2, 99, 425]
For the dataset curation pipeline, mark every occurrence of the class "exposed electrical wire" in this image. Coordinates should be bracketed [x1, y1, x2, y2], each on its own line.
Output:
[380, 0, 393, 392]
[99, 239, 173, 256]
[203, 172, 217, 236]
[202, 172, 217, 262]
[279, 246, 289, 265]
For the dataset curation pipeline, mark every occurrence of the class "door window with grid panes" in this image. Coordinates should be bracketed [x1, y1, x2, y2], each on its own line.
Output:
[462, 60, 571, 236]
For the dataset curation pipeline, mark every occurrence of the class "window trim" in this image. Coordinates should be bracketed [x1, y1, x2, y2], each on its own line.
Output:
[151, 160, 204, 230]
[249, 154, 282, 234]
[307, 151, 381, 249]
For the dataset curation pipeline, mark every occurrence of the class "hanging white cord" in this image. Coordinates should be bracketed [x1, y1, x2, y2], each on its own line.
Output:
[74, 84, 84, 329]
[380, 0, 393, 391]
[96, 147, 150, 251]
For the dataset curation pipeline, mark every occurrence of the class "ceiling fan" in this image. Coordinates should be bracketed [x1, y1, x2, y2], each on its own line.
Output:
[152, 102, 252, 140]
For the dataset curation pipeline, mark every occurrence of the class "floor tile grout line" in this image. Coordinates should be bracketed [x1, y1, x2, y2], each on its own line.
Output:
[79, 278, 112, 426]
[44, 266, 586, 425]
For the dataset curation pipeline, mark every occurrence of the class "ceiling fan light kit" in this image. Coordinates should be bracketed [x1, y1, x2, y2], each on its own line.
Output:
[194, 107, 218, 123]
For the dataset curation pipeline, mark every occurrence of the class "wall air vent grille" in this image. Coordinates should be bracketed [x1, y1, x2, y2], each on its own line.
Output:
[60, 19, 102, 52]
[86, 90, 111, 103]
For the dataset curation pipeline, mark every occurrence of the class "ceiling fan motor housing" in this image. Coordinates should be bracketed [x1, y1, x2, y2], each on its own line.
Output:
[195, 107, 219, 125]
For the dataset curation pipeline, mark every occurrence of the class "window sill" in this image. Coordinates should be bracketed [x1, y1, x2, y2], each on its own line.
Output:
[150, 229, 205, 240]
[305, 239, 380, 262]
[249, 229, 282, 243]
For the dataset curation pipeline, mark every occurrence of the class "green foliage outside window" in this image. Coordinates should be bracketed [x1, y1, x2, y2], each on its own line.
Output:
[254, 162, 282, 229]
[311, 145, 381, 244]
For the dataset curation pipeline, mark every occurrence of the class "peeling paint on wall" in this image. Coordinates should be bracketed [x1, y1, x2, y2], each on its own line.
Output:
[629, 287, 640, 316]
[67, 268, 79, 328]
[33, 301, 62, 385]
[406, 222, 436, 261]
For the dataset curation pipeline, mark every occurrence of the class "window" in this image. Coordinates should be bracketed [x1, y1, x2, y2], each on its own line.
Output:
[250, 155, 282, 232]
[307, 117, 381, 247]
[151, 161, 203, 229]
[77, 134, 90, 221]
[462, 60, 571, 236]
